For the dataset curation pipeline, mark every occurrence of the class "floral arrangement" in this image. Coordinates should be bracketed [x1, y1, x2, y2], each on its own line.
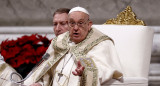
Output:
[0, 34, 51, 77]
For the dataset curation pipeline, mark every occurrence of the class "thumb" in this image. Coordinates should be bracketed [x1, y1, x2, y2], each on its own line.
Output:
[77, 60, 82, 68]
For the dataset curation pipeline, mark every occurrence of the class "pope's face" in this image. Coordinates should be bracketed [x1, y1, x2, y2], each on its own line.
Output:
[53, 13, 69, 36]
[68, 11, 92, 44]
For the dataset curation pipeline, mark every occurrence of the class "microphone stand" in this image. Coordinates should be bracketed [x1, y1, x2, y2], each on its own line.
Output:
[10, 53, 50, 86]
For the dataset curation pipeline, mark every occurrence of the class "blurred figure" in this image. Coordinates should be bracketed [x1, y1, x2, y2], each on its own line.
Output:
[53, 8, 70, 36]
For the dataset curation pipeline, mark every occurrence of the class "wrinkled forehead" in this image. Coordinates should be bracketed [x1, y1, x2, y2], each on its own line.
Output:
[68, 11, 89, 21]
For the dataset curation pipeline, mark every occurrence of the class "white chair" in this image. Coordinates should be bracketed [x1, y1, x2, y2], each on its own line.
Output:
[92, 25, 154, 86]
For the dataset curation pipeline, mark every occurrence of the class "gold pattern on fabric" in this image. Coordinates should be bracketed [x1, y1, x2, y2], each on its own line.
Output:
[52, 33, 69, 54]
[71, 28, 113, 58]
[79, 58, 97, 86]
[35, 34, 70, 82]
[35, 28, 113, 85]
[0, 64, 9, 75]
[105, 6, 145, 25]
[35, 50, 68, 82]
[69, 28, 113, 86]
[79, 58, 96, 67]
[70, 29, 94, 58]
[80, 67, 97, 86]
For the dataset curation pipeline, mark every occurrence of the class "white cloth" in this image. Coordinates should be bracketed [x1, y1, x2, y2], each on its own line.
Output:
[0, 54, 4, 61]
[24, 28, 122, 86]
[52, 52, 78, 86]
[39, 40, 122, 86]
[0, 59, 21, 86]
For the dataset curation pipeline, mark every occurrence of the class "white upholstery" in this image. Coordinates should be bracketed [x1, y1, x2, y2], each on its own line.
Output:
[92, 25, 154, 86]
[102, 77, 148, 86]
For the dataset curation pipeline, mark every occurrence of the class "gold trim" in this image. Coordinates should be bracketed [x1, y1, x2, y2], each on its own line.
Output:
[105, 6, 145, 25]
[0, 63, 9, 75]
[49, 28, 114, 86]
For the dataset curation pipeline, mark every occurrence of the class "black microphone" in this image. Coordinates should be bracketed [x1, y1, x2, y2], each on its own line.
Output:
[31, 53, 50, 71]
[11, 53, 51, 83]
[35, 53, 50, 66]
[42, 53, 50, 60]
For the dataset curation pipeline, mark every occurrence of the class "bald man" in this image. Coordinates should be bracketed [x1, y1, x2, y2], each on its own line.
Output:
[28, 7, 122, 86]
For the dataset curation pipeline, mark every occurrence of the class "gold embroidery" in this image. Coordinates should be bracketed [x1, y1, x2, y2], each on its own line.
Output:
[62, 32, 69, 49]
[70, 29, 94, 57]
[70, 29, 112, 86]
[79, 58, 96, 68]
[80, 67, 98, 86]
[53, 33, 69, 53]
[43, 28, 113, 86]
[35, 49, 68, 82]
[0, 63, 11, 75]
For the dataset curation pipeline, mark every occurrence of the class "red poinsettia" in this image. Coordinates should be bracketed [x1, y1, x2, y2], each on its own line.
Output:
[1, 34, 51, 68]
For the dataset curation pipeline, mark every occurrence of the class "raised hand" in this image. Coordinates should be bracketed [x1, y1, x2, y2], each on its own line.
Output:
[72, 60, 85, 76]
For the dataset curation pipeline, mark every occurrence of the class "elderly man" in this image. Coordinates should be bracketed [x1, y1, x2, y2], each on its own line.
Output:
[28, 7, 122, 86]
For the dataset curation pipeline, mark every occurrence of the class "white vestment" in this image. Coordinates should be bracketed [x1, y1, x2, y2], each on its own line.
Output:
[0, 55, 21, 86]
[51, 40, 122, 86]
[24, 28, 123, 86]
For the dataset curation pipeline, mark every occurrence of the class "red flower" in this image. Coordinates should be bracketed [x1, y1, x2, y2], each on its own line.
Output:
[2, 46, 20, 60]
[36, 46, 47, 55]
[0, 34, 51, 68]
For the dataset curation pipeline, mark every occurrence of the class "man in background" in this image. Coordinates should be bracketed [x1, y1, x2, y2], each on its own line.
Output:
[53, 8, 70, 36]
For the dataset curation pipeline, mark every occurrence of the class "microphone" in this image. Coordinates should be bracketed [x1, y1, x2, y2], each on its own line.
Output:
[42, 53, 50, 60]
[10, 53, 51, 84]
[34, 53, 50, 67]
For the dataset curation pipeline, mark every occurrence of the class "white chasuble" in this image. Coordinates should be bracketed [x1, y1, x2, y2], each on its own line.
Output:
[53, 52, 79, 86]
[24, 28, 123, 86]
[0, 60, 21, 86]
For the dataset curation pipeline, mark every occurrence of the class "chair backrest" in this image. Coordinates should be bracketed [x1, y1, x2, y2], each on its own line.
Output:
[92, 25, 154, 79]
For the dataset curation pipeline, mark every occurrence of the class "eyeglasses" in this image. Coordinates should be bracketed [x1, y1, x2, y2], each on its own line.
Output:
[68, 20, 89, 28]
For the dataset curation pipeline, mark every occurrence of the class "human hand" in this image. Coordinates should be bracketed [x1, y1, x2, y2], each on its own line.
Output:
[72, 60, 85, 76]
[29, 83, 42, 86]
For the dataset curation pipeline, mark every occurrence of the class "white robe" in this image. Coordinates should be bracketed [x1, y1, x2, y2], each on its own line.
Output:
[0, 55, 21, 86]
[36, 40, 122, 86]
[24, 28, 123, 86]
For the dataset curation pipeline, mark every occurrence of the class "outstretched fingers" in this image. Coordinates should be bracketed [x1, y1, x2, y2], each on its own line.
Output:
[72, 60, 85, 76]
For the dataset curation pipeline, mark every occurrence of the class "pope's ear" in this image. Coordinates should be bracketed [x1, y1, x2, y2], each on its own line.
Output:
[88, 21, 93, 30]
